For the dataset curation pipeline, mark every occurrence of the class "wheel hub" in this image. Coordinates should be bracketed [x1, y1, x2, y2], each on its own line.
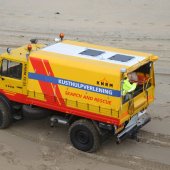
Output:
[76, 130, 89, 144]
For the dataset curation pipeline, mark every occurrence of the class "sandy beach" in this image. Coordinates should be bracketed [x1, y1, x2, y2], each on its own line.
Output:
[0, 0, 170, 169]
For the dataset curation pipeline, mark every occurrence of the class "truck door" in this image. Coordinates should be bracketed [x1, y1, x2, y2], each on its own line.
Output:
[0, 59, 23, 94]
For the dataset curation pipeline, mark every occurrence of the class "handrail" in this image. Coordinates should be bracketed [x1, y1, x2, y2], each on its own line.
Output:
[27, 90, 119, 118]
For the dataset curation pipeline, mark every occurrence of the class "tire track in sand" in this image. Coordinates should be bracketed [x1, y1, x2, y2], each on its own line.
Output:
[6, 126, 170, 170]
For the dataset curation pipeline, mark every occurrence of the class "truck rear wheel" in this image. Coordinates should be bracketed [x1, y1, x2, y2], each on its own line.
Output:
[0, 96, 12, 129]
[69, 119, 100, 152]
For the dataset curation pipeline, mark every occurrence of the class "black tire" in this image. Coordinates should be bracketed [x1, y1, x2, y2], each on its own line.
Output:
[0, 95, 12, 129]
[69, 119, 100, 152]
[22, 105, 51, 120]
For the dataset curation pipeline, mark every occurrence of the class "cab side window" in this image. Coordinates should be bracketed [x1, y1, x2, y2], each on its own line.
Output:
[1, 59, 22, 79]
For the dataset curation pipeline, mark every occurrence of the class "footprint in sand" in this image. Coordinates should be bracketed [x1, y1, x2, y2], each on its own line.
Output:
[97, 21, 104, 24]
[148, 22, 155, 25]
[38, 164, 61, 170]
[0, 143, 19, 164]
[132, 22, 138, 26]
[116, 21, 122, 24]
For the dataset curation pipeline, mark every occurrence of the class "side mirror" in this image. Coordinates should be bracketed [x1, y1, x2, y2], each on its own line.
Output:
[7, 48, 11, 54]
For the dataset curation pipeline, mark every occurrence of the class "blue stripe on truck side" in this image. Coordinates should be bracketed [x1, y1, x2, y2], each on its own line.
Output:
[28, 72, 121, 97]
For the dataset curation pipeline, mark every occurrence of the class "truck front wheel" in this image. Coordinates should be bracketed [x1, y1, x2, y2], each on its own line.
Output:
[69, 119, 100, 152]
[0, 96, 12, 129]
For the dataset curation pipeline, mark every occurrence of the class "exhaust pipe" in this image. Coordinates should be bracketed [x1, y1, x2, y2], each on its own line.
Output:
[50, 115, 69, 127]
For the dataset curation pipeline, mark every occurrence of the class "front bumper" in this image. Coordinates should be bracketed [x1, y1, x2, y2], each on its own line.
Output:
[116, 110, 151, 143]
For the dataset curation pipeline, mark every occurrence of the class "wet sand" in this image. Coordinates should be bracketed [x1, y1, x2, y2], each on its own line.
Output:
[0, 0, 170, 169]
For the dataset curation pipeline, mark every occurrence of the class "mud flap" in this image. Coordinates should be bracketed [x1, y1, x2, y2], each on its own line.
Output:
[116, 110, 151, 143]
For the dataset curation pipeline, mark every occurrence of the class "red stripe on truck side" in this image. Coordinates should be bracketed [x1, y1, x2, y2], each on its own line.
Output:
[28, 91, 120, 125]
[0, 88, 120, 126]
[29, 57, 59, 105]
[27, 92, 120, 125]
[43, 59, 65, 106]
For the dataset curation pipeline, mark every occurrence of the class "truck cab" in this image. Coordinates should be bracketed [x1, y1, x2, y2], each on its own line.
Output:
[0, 43, 45, 102]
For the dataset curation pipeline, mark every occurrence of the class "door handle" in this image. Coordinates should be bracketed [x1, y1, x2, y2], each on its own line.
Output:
[16, 86, 22, 89]
[1, 77, 5, 80]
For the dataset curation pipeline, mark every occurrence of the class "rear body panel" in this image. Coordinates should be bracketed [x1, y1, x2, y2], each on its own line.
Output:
[0, 40, 158, 126]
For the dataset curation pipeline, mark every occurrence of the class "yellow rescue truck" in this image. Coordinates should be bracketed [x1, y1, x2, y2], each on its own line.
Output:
[0, 34, 158, 152]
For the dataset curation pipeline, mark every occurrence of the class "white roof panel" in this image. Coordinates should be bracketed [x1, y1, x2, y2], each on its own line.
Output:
[42, 43, 145, 67]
